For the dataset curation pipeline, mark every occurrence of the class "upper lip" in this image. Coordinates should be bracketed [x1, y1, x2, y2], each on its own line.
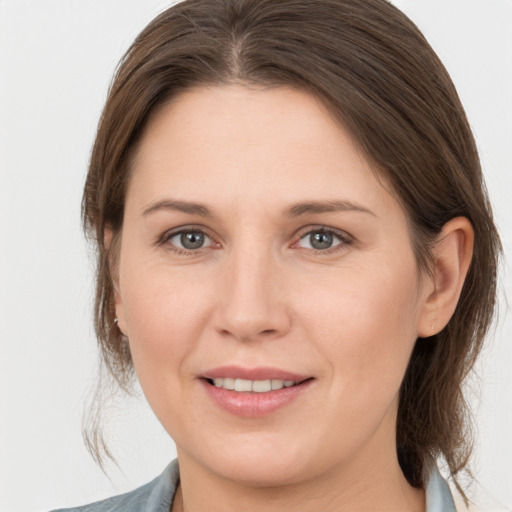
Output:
[201, 366, 311, 382]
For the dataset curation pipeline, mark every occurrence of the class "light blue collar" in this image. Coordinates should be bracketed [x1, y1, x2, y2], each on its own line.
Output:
[425, 460, 457, 512]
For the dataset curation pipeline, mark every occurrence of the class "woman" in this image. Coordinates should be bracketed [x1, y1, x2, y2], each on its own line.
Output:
[53, 0, 500, 510]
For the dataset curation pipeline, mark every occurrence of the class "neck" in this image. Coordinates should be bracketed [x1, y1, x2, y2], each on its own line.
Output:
[173, 446, 425, 512]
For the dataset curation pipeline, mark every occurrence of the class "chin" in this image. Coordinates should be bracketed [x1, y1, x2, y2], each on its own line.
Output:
[217, 458, 307, 488]
[184, 434, 318, 487]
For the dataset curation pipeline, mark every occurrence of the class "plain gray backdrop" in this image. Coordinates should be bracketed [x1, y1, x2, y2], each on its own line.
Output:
[1, 1, 511, 511]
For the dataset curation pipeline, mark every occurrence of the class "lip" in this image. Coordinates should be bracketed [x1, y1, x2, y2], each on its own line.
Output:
[202, 365, 309, 382]
[199, 366, 314, 417]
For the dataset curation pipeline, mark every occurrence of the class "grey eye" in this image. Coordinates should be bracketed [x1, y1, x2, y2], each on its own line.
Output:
[297, 229, 347, 251]
[309, 231, 334, 250]
[181, 231, 205, 249]
[168, 230, 208, 250]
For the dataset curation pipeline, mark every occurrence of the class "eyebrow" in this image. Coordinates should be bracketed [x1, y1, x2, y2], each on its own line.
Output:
[284, 200, 376, 217]
[142, 199, 212, 217]
[141, 198, 376, 218]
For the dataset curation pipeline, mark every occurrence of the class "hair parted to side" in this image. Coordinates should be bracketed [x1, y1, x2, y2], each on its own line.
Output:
[82, 0, 501, 498]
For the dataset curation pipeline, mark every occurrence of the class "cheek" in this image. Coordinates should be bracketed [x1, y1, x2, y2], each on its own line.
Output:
[298, 254, 422, 397]
[118, 259, 216, 380]
[117, 263, 222, 436]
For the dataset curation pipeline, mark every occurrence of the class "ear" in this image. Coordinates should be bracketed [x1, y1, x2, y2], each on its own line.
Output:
[417, 217, 474, 337]
[105, 227, 127, 336]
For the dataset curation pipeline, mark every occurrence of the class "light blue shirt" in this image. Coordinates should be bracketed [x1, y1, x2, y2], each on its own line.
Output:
[52, 458, 456, 512]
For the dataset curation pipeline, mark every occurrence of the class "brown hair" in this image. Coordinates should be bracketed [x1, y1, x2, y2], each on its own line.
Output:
[82, 0, 501, 496]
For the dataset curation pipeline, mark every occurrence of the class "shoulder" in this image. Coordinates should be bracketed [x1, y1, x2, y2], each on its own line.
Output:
[50, 460, 180, 512]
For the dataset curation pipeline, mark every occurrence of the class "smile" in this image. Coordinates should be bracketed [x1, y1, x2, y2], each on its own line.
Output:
[200, 367, 314, 417]
[210, 378, 297, 392]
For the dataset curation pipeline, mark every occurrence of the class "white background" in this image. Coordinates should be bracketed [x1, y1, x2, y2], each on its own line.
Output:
[0, 1, 511, 511]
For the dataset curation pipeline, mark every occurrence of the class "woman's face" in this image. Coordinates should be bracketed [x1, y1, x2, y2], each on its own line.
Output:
[115, 85, 433, 486]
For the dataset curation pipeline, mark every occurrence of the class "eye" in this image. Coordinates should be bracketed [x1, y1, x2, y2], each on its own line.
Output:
[296, 228, 350, 252]
[164, 229, 213, 251]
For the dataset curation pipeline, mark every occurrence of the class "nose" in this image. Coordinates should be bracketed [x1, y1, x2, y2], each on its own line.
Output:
[213, 247, 292, 342]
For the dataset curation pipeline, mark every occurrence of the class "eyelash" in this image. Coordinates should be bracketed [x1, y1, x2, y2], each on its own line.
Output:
[294, 227, 353, 255]
[158, 226, 353, 255]
[158, 227, 218, 255]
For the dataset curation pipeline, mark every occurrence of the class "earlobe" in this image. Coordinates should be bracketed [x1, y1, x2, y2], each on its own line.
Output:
[417, 217, 474, 338]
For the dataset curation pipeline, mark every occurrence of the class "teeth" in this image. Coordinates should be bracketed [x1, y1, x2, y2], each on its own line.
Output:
[211, 378, 297, 392]
[252, 380, 272, 392]
[235, 378, 252, 392]
[271, 379, 282, 390]
[223, 377, 235, 390]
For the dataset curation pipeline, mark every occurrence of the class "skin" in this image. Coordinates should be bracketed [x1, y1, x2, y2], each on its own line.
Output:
[113, 85, 473, 512]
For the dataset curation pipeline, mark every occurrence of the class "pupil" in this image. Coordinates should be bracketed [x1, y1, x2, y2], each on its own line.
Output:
[311, 232, 333, 250]
[181, 231, 204, 249]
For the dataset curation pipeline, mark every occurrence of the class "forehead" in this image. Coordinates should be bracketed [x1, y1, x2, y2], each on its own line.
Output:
[127, 84, 396, 217]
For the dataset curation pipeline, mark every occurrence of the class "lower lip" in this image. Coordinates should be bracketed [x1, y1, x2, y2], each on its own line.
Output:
[200, 379, 313, 417]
